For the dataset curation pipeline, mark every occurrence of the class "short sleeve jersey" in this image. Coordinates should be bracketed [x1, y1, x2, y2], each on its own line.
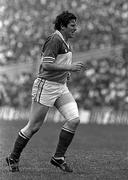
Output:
[38, 30, 72, 84]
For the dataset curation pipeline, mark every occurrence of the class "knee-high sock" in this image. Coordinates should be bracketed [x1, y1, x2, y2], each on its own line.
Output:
[54, 127, 75, 158]
[10, 131, 30, 160]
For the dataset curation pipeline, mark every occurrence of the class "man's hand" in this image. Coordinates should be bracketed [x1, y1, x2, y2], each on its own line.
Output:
[70, 62, 86, 72]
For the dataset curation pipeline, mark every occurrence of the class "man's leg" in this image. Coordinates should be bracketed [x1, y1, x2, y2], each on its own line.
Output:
[51, 93, 80, 172]
[6, 101, 49, 172]
[53, 117, 79, 158]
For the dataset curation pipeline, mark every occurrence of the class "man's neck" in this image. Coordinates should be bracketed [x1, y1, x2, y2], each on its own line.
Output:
[55, 30, 69, 48]
[59, 30, 68, 43]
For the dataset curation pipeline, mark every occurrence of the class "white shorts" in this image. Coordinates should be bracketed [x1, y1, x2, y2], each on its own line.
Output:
[32, 78, 79, 121]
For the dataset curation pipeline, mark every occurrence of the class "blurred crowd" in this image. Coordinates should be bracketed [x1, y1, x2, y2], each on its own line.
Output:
[71, 52, 128, 110]
[1, 0, 128, 64]
[1, 0, 128, 110]
[0, 73, 33, 108]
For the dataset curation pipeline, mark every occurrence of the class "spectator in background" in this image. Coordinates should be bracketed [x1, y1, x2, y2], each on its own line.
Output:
[0, 75, 10, 106]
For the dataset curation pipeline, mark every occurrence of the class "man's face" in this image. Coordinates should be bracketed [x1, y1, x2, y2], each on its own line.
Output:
[64, 19, 77, 39]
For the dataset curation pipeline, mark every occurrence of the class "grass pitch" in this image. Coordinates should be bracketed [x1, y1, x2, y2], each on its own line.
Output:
[1, 121, 128, 180]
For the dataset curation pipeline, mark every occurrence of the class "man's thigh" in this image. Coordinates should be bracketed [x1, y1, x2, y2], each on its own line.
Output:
[55, 92, 79, 121]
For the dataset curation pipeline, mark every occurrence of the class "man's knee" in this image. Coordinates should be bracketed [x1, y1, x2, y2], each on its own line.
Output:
[21, 123, 41, 138]
[71, 117, 80, 126]
[30, 126, 40, 134]
[64, 117, 80, 131]
[28, 121, 43, 135]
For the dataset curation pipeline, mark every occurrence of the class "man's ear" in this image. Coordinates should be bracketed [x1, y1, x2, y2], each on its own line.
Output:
[61, 24, 65, 30]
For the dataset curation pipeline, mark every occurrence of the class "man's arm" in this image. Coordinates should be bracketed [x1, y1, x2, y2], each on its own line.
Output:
[42, 61, 85, 72]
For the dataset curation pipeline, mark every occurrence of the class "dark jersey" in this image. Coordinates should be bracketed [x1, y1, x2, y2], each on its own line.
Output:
[38, 30, 72, 84]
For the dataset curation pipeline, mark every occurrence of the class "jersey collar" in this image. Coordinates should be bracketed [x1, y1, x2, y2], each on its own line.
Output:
[54, 30, 69, 48]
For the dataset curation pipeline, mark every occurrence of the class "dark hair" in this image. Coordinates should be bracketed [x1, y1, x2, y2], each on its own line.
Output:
[54, 11, 77, 30]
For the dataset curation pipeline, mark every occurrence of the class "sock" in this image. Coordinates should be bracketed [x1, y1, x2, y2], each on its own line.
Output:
[10, 131, 30, 160]
[54, 127, 75, 158]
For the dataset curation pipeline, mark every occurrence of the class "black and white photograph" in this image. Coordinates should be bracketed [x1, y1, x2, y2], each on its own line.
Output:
[1, 0, 128, 179]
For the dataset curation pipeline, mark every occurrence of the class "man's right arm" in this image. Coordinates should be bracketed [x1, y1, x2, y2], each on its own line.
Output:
[42, 61, 85, 72]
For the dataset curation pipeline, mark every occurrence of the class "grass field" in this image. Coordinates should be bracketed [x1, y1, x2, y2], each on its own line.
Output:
[1, 121, 128, 180]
